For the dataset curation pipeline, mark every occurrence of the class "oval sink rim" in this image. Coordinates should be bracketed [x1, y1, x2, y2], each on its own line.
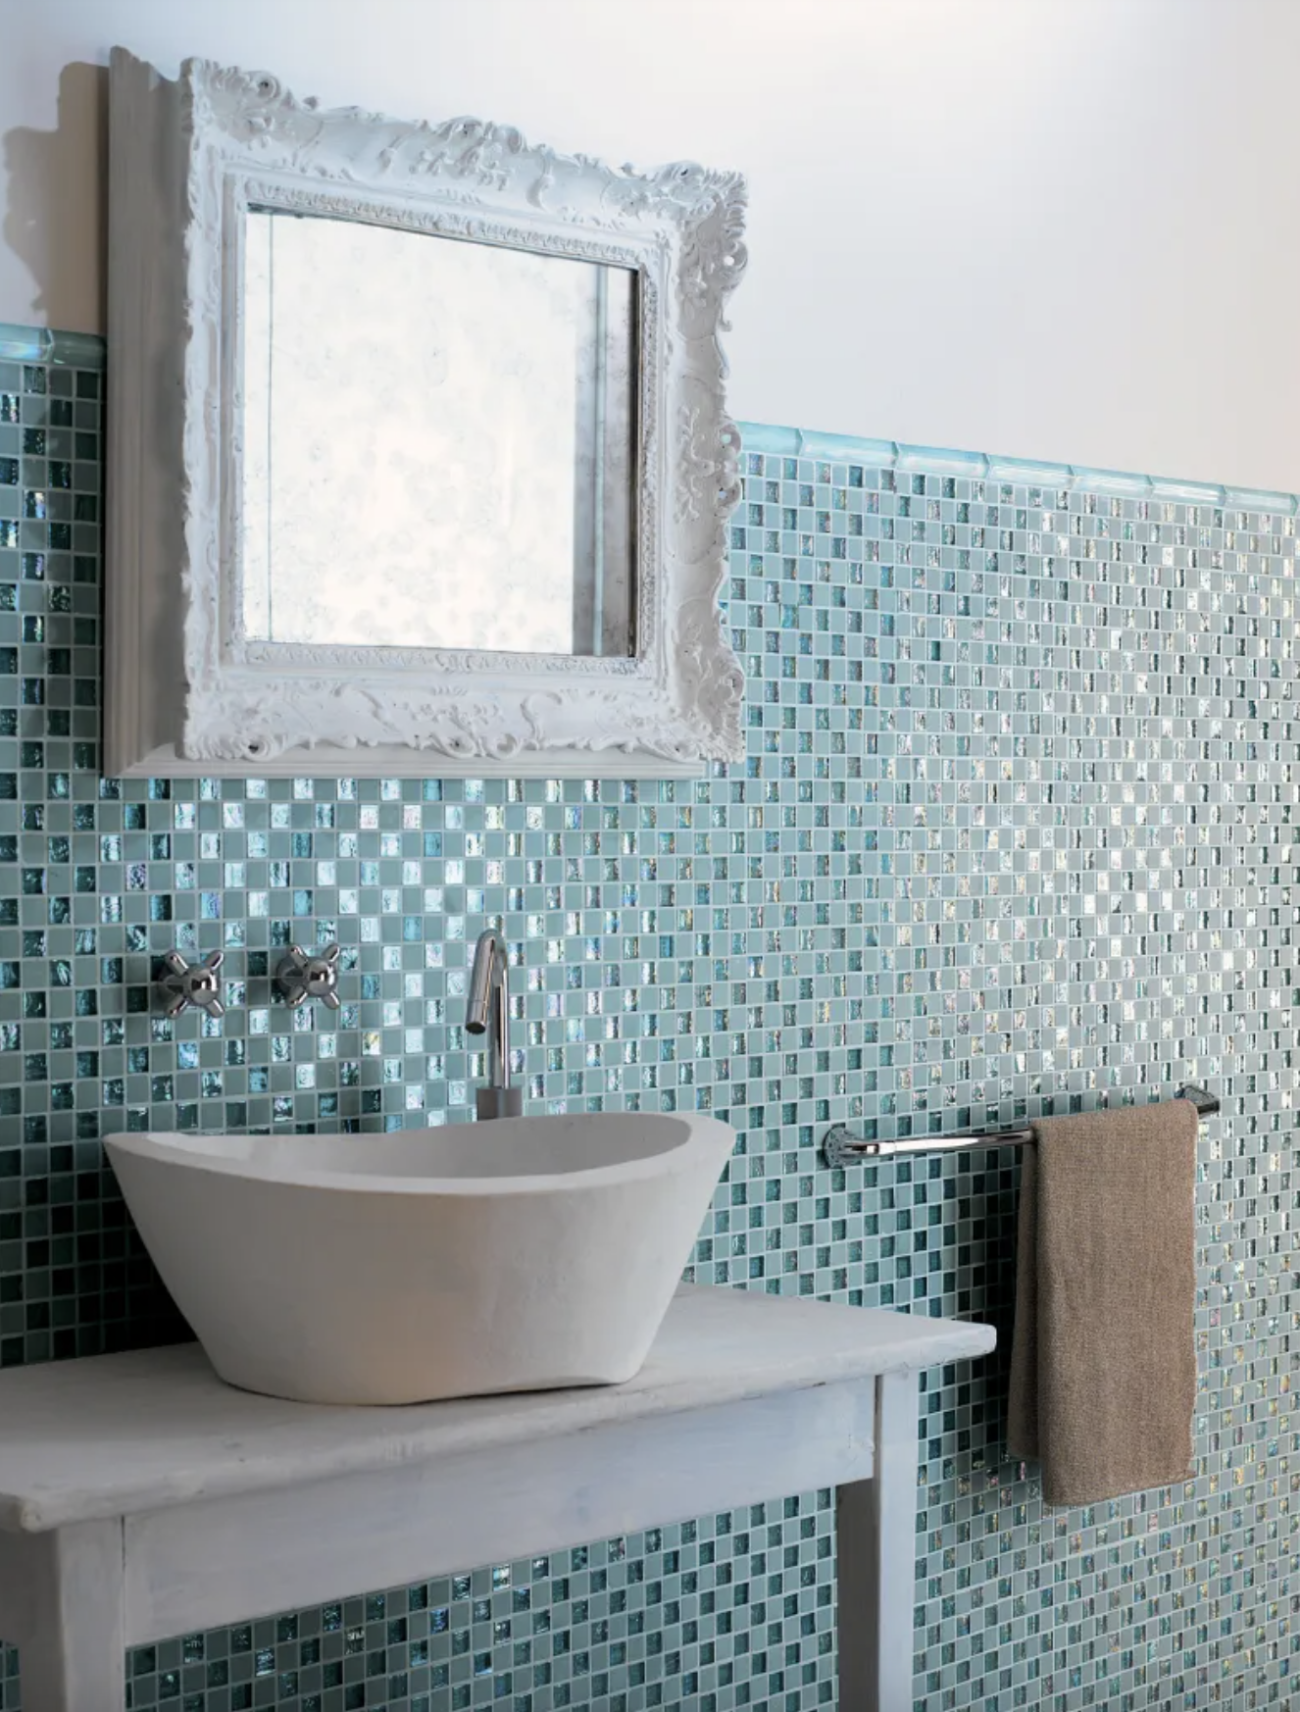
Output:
[105, 1112, 736, 1197]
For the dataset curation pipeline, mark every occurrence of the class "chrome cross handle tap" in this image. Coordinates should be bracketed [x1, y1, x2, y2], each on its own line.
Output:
[158, 949, 225, 1019]
[276, 943, 342, 1010]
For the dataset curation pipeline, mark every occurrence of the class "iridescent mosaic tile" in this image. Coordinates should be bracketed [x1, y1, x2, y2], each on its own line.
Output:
[0, 328, 1295, 1711]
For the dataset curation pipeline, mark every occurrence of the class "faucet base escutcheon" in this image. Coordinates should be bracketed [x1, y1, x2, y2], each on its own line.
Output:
[476, 1086, 524, 1121]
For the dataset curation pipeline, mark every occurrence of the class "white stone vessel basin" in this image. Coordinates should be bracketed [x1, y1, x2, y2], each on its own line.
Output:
[106, 1115, 736, 1406]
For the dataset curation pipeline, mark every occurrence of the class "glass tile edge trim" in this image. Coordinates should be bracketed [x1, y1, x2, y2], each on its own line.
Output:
[735, 418, 1300, 513]
[0, 322, 107, 370]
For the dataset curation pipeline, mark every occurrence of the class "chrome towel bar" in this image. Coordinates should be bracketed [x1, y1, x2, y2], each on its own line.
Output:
[822, 1085, 1220, 1168]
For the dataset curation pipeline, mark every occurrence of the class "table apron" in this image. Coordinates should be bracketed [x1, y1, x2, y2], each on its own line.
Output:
[120, 1376, 879, 1646]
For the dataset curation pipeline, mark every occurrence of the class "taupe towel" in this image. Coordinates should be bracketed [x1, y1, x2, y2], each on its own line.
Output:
[1006, 1099, 1197, 1506]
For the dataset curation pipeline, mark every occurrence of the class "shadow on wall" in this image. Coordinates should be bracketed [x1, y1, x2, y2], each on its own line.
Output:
[3, 61, 108, 332]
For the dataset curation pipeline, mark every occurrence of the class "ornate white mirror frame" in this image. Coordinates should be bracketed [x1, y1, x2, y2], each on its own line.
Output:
[106, 48, 747, 778]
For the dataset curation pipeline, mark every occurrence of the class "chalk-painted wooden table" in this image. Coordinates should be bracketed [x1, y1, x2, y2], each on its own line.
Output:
[0, 1284, 994, 1712]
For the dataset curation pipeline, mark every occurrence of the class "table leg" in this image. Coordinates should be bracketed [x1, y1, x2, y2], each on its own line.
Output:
[836, 1369, 919, 1711]
[15, 1521, 125, 1712]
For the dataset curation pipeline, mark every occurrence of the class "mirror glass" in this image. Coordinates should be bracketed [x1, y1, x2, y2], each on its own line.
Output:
[240, 207, 637, 657]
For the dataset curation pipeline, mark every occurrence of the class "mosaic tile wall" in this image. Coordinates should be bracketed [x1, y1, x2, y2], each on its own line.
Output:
[0, 322, 1296, 1711]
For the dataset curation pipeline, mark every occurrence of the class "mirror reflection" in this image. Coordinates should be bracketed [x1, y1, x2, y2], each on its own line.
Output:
[241, 208, 636, 656]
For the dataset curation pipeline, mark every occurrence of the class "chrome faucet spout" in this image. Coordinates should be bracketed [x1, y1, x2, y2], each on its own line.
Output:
[465, 930, 522, 1120]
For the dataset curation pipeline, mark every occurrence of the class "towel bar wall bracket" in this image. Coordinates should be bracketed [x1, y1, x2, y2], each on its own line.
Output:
[822, 1085, 1220, 1168]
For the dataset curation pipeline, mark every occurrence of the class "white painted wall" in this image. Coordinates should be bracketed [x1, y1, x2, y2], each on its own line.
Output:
[2, 0, 1296, 490]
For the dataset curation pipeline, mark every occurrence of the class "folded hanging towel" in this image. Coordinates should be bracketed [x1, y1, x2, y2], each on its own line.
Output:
[1006, 1098, 1197, 1506]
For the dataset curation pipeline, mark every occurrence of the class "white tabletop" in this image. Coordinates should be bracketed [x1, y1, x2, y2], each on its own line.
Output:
[0, 1284, 995, 1533]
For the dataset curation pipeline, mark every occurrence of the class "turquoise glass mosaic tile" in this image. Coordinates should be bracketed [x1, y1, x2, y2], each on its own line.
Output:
[0, 328, 1297, 1710]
